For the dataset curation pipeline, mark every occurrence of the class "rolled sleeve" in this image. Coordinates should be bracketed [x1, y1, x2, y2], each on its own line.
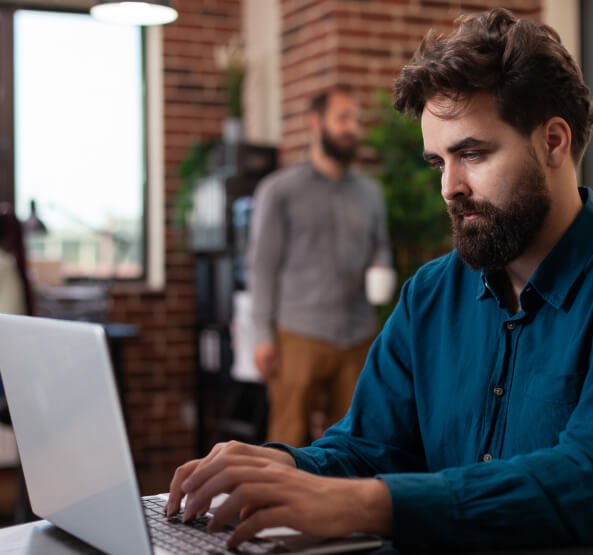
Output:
[263, 442, 324, 475]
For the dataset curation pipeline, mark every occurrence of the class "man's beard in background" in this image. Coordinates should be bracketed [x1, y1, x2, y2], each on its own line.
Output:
[321, 127, 358, 166]
[449, 158, 551, 272]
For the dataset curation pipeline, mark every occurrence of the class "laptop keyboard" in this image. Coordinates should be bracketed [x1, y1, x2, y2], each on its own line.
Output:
[142, 496, 287, 554]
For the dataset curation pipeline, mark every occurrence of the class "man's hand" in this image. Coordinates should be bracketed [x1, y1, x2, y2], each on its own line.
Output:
[165, 441, 392, 548]
[254, 343, 278, 379]
[165, 441, 295, 518]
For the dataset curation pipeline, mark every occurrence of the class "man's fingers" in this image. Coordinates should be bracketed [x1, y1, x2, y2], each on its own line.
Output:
[181, 454, 272, 495]
[228, 506, 294, 547]
[208, 481, 283, 533]
[168, 442, 230, 515]
[167, 459, 200, 516]
[266, 352, 278, 372]
[264, 359, 277, 378]
[254, 344, 278, 378]
[181, 492, 210, 523]
[184, 463, 278, 521]
[168, 441, 293, 518]
[239, 503, 258, 522]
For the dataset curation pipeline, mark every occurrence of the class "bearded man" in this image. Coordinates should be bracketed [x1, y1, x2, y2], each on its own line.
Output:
[247, 85, 392, 447]
[168, 9, 593, 550]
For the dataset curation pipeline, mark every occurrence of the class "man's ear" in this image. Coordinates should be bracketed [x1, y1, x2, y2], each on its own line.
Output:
[542, 117, 572, 169]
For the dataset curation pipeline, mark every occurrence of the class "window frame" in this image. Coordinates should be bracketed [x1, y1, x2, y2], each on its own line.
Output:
[0, 6, 15, 206]
[0, 3, 165, 290]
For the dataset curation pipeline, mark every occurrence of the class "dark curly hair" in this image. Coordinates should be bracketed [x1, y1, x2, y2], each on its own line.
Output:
[394, 8, 593, 163]
[309, 84, 354, 115]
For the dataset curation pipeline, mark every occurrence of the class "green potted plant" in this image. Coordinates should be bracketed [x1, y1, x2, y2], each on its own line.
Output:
[174, 141, 215, 228]
[214, 36, 246, 143]
[174, 37, 248, 232]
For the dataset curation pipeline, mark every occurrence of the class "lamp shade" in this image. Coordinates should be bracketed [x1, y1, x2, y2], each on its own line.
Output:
[90, 0, 178, 25]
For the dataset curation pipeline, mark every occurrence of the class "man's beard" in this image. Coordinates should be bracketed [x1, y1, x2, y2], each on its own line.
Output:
[449, 158, 551, 273]
[321, 127, 358, 165]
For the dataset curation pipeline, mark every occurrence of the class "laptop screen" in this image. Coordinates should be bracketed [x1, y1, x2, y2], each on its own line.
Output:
[0, 315, 152, 555]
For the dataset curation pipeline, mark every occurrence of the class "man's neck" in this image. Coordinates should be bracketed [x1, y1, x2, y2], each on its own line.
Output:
[504, 182, 582, 309]
[309, 144, 348, 181]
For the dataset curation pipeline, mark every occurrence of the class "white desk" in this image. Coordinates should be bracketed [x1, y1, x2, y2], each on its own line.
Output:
[1, 520, 593, 555]
[0, 520, 101, 554]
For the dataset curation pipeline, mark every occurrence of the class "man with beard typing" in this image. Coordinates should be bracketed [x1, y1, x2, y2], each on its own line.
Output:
[167, 8, 593, 550]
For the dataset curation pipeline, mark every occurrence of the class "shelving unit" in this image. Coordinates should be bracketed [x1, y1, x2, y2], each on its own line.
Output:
[191, 141, 277, 456]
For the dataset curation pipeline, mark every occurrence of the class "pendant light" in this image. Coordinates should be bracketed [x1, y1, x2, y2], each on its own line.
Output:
[90, 0, 178, 26]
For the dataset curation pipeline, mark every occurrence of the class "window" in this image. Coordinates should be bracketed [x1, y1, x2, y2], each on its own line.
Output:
[0, 6, 164, 285]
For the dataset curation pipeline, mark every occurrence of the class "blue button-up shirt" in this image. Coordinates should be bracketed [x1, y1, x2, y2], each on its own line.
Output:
[274, 188, 593, 548]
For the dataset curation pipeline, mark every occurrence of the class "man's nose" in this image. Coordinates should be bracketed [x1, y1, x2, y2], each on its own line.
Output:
[344, 115, 361, 136]
[441, 163, 471, 201]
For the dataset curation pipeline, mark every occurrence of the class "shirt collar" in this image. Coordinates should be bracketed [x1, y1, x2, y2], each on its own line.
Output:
[305, 158, 354, 184]
[476, 187, 593, 308]
[476, 273, 493, 301]
[528, 187, 593, 309]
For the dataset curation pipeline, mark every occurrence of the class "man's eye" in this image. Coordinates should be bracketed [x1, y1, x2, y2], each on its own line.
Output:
[430, 160, 444, 172]
[462, 151, 482, 161]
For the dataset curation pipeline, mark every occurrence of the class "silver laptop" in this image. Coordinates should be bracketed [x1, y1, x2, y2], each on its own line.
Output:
[0, 314, 383, 555]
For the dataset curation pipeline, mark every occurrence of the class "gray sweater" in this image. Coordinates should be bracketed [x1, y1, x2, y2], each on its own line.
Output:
[247, 160, 392, 347]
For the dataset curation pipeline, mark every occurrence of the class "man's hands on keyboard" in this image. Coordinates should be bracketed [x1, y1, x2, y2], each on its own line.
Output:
[165, 442, 296, 521]
[145, 496, 278, 554]
[164, 441, 392, 548]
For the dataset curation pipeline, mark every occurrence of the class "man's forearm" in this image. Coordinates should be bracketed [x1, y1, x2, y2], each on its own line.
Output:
[249, 257, 278, 345]
[251, 289, 276, 345]
[263, 445, 298, 467]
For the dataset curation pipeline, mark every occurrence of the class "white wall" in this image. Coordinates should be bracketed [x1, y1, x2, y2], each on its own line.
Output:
[542, 0, 580, 66]
[243, 0, 281, 145]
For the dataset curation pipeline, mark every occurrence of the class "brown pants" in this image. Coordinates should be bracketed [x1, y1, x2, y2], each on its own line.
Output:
[266, 330, 374, 447]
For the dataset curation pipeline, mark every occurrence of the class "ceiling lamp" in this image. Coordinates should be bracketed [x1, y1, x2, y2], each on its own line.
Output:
[90, 0, 178, 26]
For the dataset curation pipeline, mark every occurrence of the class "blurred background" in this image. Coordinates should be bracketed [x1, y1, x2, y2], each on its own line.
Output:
[0, 0, 587, 525]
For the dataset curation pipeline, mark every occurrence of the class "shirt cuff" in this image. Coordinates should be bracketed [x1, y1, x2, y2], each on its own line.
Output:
[373, 251, 393, 267]
[254, 325, 275, 346]
[263, 443, 323, 474]
[376, 472, 458, 547]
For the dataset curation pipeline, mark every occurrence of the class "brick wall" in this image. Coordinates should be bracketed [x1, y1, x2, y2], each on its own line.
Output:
[280, 0, 542, 166]
[109, 0, 241, 493]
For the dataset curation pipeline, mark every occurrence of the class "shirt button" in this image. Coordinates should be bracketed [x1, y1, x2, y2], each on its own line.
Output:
[482, 453, 493, 462]
[493, 386, 504, 396]
[506, 321, 516, 330]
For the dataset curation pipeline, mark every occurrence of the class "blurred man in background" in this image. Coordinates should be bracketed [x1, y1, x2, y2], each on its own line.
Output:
[247, 85, 393, 446]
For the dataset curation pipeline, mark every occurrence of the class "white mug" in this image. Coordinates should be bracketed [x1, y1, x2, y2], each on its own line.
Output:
[365, 265, 397, 305]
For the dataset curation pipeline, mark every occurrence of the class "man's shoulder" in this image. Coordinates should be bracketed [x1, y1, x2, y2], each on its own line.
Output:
[414, 250, 459, 276]
[406, 250, 474, 297]
[255, 162, 311, 196]
[348, 168, 382, 193]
